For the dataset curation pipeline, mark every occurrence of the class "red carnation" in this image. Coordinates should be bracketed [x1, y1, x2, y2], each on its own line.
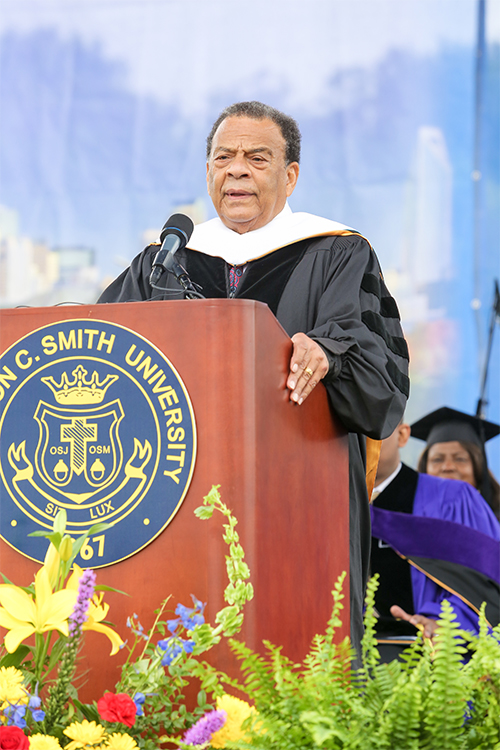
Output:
[97, 692, 137, 727]
[0, 726, 29, 750]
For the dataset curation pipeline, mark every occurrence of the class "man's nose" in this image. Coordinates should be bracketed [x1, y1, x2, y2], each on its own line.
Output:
[228, 154, 250, 178]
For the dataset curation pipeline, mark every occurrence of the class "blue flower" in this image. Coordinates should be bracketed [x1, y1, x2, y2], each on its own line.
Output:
[175, 596, 206, 631]
[133, 692, 146, 717]
[127, 614, 149, 641]
[28, 695, 42, 710]
[184, 640, 195, 653]
[27, 691, 45, 721]
[3, 703, 27, 728]
[167, 618, 180, 634]
[191, 596, 204, 610]
[158, 638, 183, 666]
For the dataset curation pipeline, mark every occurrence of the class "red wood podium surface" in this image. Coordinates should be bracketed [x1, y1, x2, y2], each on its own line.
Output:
[0, 299, 349, 701]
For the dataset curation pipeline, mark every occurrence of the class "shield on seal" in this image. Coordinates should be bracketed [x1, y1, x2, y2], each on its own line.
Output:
[34, 399, 124, 504]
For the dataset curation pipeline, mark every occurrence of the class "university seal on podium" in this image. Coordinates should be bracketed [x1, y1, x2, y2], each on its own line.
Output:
[0, 320, 197, 567]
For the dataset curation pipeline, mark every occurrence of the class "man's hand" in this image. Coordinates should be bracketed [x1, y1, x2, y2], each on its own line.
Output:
[390, 605, 438, 640]
[286, 333, 329, 405]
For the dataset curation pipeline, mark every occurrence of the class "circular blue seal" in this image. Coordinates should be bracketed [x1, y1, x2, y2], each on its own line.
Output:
[0, 319, 196, 567]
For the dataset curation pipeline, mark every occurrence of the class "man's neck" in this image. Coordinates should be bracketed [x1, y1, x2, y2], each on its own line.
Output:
[373, 462, 402, 495]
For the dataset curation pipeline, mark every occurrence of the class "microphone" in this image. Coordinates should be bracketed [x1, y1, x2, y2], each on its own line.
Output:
[149, 213, 194, 287]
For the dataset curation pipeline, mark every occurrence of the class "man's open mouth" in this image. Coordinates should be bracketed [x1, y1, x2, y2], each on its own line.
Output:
[225, 190, 253, 199]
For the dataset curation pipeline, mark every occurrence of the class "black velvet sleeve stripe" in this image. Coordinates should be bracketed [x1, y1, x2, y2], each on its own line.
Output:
[361, 272, 382, 297]
[381, 297, 400, 319]
[361, 273, 401, 319]
[362, 310, 409, 359]
[386, 359, 410, 397]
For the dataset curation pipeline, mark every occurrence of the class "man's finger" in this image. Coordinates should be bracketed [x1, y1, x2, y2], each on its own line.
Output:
[287, 333, 328, 404]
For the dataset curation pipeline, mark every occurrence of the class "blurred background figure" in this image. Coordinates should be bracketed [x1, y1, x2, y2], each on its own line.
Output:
[412, 407, 500, 520]
[370, 420, 500, 662]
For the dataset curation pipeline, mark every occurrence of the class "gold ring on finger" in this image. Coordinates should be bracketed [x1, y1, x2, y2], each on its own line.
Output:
[305, 367, 313, 378]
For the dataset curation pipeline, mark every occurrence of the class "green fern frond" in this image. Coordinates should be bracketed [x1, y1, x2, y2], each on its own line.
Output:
[228, 639, 280, 708]
[397, 631, 426, 674]
[422, 599, 469, 750]
[378, 677, 422, 749]
[369, 659, 401, 704]
[460, 603, 500, 748]
[324, 571, 347, 641]
[359, 575, 381, 680]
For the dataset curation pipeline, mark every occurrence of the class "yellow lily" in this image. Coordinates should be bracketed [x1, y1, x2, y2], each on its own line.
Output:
[0, 566, 77, 653]
[66, 566, 124, 655]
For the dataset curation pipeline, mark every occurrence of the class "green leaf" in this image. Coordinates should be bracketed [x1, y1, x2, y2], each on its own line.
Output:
[73, 699, 99, 722]
[194, 506, 213, 519]
[0, 645, 31, 668]
[86, 522, 112, 535]
[94, 584, 129, 596]
[28, 531, 62, 543]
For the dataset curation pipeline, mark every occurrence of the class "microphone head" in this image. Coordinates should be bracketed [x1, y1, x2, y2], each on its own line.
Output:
[159, 213, 195, 245]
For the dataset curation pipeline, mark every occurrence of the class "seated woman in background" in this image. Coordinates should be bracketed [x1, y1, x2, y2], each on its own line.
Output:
[412, 406, 500, 521]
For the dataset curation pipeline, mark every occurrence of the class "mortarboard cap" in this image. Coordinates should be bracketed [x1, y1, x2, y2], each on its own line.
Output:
[410, 406, 500, 448]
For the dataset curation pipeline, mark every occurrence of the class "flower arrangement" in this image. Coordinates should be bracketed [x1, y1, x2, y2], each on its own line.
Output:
[1, 485, 499, 750]
[0, 486, 255, 749]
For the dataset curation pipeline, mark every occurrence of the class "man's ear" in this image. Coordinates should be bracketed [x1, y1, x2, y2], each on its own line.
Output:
[397, 423, 411, 448]
[285, 162, 299, 197]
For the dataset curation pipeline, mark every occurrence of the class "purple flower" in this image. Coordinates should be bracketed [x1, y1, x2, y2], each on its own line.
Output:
[183, 709, 227, 746]
[69, 569, 96, 634]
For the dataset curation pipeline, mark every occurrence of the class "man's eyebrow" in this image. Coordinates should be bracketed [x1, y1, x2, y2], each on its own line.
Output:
[213, 146, 273, 156]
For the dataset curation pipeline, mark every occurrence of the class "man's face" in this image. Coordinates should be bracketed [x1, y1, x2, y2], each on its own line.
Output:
[206, 116, 299, 234]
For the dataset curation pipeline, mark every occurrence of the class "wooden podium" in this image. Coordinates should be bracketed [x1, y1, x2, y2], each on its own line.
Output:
[0, 299, 349, 701]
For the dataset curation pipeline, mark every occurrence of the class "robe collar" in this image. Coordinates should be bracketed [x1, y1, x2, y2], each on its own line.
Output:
[187, 202, 352, 265]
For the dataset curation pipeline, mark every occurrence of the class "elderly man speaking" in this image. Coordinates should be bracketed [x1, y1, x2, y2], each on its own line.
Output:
[98, 101, 409, 657]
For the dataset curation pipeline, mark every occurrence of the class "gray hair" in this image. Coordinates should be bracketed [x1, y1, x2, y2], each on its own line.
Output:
[206, 101, 301, 165]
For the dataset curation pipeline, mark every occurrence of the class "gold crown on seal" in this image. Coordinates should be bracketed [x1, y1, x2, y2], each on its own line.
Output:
[41, 365, 119, 405]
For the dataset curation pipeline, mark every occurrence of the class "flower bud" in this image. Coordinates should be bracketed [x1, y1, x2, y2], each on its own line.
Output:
[59, 535, 73, 561]
[43, 543, 61, 589]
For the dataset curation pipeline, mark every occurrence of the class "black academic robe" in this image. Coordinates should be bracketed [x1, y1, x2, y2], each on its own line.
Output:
[371, 463, 418, 636]
[98, 233, 410, 656]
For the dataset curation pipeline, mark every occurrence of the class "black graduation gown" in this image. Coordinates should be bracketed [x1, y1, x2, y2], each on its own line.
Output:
[98, 232, 410, 657]
[371, 463, 417, 636]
